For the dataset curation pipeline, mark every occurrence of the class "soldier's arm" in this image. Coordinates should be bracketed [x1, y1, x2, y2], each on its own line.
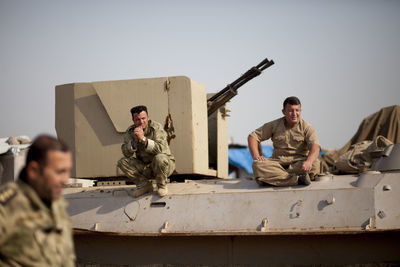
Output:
[0, 208, 7, 245]
[248, 135, 265, 161]
[248, 122, 274, 161]
[302, 124, 321, 171]
[0, 199, 12, 246]
[302, 144, 320, 172]
[121, 130, 136, 158]
[307, 144, 320, 163]
[144, 127, 169, 155]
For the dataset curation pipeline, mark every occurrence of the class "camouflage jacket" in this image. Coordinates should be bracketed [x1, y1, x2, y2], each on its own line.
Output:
[121, 120, 174, 164]
[0, 180, 75, 267]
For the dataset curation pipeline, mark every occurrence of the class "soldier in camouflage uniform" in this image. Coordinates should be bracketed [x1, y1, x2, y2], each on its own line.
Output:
[248, 96, 320, 186]
[118, 105, 175, 197]
[0, 135, 75, 266]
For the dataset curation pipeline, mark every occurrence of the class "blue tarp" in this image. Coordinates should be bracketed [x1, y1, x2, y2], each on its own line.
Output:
[228, 146, 326, 174]
[228, 145, 273, 174]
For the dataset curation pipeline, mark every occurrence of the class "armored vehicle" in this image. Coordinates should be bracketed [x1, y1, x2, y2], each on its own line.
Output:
[57, 59, 400, 266]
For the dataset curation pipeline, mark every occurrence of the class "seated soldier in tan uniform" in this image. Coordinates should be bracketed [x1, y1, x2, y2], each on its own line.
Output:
[248, 96, 320, 186]
[118, 105, 175, 197]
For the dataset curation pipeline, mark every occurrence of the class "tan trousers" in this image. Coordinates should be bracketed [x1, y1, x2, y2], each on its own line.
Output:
[118, 154, 175, 189]
[252, 158, 320, 186]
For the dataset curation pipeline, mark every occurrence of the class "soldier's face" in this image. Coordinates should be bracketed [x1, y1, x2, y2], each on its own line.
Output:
[282, 104, 301, 127]
[28, 151, 72, 202]
[133, 111, 149, 130]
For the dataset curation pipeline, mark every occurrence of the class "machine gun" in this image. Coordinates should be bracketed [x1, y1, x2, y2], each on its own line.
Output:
[207, 58, 274, 116]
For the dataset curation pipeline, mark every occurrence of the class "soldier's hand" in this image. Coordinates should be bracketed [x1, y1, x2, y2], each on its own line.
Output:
[254, 156, 267, 161]
[134, 126, 144, 141]
[301, 160, 313, 172]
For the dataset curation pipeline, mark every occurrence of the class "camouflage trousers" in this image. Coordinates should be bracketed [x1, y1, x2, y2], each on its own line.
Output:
[118, 154, 175, 189]
[252, 157, 320, 186]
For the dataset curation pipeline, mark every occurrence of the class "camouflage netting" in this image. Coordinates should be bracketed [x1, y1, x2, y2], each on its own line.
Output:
[320, 105, 400, 174]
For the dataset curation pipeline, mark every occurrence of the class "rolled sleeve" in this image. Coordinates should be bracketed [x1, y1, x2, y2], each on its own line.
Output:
[145, 139, 155, 153]
[249, 131, 261, 142]
[250, 120, 275, 143]
[305, 125, 319, 150]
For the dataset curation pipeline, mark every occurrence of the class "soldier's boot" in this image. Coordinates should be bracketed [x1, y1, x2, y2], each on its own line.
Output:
[155, 175, 168, 197]
[151, 154, 171, 197]
[298, 173, 311, 186]
[255, 177, 268, 186]
[157, 184, 168, 197]
[132, 182, 153, 198]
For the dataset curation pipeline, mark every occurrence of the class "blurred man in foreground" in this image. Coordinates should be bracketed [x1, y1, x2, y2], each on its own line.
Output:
[0, 135, 76, 266]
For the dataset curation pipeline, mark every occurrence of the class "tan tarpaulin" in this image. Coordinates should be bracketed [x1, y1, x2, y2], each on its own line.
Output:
[320, 105, 400, 173]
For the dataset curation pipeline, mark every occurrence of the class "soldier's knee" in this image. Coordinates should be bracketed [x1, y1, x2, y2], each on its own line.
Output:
[154, 154, 169, 165]
[118, 158, 135, 173]
[252, 159, 270, 171]
[117, 158, 127, 168]
[310, 159, 321, 177]
[152, 154, 170, 173]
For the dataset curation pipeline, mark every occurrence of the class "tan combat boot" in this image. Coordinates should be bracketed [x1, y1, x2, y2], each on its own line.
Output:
[298, 173, 311, 185]
[132, 182, 153, 198]
[157, 185, 168, 197]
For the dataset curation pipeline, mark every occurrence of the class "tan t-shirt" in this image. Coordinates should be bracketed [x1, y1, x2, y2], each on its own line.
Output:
[250, 117, 319, 164]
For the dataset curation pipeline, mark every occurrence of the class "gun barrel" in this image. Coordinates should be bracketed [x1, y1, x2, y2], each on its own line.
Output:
[207, 58, 274, 116]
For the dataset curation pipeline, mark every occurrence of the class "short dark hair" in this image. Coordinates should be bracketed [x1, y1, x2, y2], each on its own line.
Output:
[130, 105, 148, 116]
[20, 135, 70, 180]
[283, 96, 301, 108]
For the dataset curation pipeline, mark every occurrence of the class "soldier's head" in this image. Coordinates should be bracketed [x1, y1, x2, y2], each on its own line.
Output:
[20, 135, 72, 202]
[282, 96, 302, 127]
[130, 105, 149, 130]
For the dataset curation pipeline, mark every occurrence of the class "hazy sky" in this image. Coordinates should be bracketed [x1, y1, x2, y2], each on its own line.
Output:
[1, 0, 399, 149]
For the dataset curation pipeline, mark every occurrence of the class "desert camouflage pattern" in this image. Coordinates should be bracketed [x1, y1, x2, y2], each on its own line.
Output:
[118, 120, 175, 188]
[0, 180, 75, 266]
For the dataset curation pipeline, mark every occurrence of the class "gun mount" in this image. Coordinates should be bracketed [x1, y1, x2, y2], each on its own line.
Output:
[51, 62, 400, 266]
[207, 58, 274, 116]
[55, 58, 273, 179]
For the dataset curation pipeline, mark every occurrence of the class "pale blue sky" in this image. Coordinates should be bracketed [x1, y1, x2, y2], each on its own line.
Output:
[1, 0, 399, 149]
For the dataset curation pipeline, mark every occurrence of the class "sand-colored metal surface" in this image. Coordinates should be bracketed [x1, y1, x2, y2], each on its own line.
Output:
[56, 76, 227, 178]
[65, 169, 400, 234]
